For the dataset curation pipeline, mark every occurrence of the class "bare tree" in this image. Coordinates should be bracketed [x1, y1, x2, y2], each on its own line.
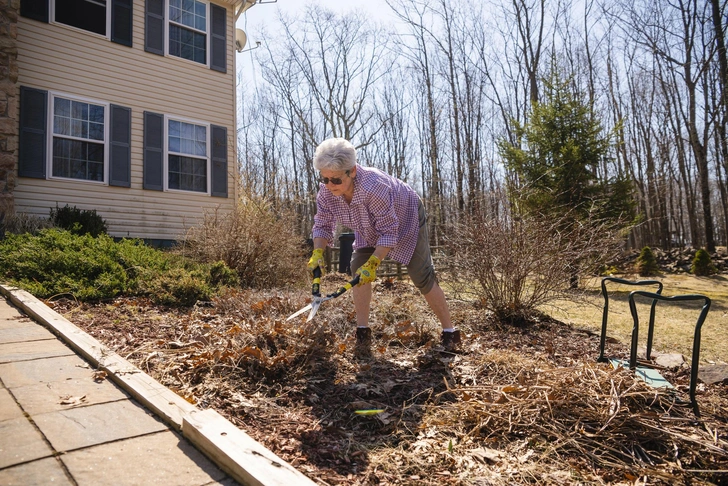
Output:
[621, 0, 716, 250]
[387, 0, 447, 243]
[358, 68, 416, 182]
[710, 0, 728, 241]
[511, 0, 546, 104]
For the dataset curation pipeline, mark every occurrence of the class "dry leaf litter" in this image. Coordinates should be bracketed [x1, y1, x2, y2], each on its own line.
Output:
[52, 275, 728, 486]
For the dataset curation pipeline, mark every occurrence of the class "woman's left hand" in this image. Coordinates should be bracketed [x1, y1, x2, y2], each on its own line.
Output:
[356, 255, 381, 285]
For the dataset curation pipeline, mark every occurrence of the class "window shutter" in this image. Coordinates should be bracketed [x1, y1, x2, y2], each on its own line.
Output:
[20, 0, 49, 23]
[18, 86, 47, 179]
[211, 125, 228, 198]
[110, 105, 132, 187]
[143, 112, 164, 191]
[210, 4, 227, 73]
[145, 0, 164, 55]
[112, 0, 133, 47]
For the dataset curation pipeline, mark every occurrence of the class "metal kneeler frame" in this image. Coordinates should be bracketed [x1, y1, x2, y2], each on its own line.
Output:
[599, 277, 711, 416]
[598, 277, 663, 363]
[627, 290, 711, 416]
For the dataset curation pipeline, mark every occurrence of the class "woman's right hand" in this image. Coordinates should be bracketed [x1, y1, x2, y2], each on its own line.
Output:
[307, 248, 325, 277]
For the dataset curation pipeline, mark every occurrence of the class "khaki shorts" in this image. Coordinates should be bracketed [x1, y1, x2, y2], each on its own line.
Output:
[350, 199, 437, 294]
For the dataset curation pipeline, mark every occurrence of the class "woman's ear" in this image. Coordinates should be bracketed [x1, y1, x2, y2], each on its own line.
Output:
[350, 166, 357, 178]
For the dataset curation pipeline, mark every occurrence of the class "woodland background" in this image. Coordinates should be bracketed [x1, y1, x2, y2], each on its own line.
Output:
[235, 0, 728, 252]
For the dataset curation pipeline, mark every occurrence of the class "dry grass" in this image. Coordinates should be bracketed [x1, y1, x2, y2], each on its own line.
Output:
[369, 351, 728, 485]
[543, 274, 728, 364]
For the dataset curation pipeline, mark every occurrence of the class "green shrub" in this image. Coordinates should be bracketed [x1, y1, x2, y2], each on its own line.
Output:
[0, 229, 238, 305]
[691, 249, 717, 276]
[0, 230, 128, 300]
[209, 260, 240, 287]
[137, 266, 213, 306]
[636, 246, 659, 276]
[50, 204, 108, 237]
[599, 265, 621, 276]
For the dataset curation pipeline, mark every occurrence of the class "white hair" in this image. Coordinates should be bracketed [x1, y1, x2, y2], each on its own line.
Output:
[313, 138, 357, 171]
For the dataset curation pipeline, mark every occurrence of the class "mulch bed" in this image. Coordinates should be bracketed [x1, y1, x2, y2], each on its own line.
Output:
[51, 276, 728, 485]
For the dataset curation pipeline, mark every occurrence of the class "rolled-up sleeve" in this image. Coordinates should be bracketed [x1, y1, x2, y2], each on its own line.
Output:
[312, 190, 336, 247]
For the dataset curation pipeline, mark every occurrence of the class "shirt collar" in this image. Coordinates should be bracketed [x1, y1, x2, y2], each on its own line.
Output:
[350, 164, 366, 205]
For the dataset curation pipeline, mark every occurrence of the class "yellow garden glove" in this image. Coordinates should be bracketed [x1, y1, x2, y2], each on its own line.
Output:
[356, 255, 381, 285]
[307, 248, 325, 277]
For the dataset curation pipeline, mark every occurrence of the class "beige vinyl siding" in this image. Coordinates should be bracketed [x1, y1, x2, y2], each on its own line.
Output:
[15, 0, 237, 241]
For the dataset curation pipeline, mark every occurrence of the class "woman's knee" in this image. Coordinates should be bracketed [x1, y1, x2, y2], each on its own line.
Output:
[409, 266, 437, 295]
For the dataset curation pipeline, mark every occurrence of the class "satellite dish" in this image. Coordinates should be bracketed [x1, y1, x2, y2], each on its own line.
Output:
[235, 29, 247, 53]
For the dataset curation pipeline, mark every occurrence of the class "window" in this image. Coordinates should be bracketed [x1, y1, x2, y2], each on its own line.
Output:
[54, 0, 109, 36]
[50, 95, 107, 183]
[168, 0, 207, 65]
[167, 119, 208, 193]
[144, 0, 224, 72]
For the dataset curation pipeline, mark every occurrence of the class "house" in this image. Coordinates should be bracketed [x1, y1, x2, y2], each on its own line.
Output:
[0, 0, 256, 245]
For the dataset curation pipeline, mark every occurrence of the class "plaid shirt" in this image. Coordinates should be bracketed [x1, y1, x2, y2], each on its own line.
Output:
[312, 165, 420, 265]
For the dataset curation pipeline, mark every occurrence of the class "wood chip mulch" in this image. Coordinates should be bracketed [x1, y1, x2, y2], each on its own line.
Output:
[51, 276, 728, 486]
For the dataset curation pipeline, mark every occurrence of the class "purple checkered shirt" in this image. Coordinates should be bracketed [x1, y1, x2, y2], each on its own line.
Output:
[312, 165, 420, 265]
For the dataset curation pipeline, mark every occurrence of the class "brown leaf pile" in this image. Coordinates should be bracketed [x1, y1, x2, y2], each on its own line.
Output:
[53, 275, 728, 485]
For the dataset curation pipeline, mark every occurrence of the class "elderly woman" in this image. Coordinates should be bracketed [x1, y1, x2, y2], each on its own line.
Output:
[307, 138, 461, 351]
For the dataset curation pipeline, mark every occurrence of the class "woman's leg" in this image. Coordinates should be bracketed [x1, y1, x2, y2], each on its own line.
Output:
[352, 283, 373, 327]
[350, 247, 375, 328]
[423, 282, 452, 330]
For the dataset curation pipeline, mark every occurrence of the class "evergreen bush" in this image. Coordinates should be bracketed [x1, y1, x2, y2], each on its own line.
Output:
[50, 204, 108, 237]
[691, 249, 717, 276]
[636, 246, 659, 276]
[0, 229, 236, 305]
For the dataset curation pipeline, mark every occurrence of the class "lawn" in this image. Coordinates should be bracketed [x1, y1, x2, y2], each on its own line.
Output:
[545, 274, 728, 364]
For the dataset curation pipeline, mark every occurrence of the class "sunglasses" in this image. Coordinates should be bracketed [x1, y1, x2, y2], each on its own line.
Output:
[319, 170, 350, 185]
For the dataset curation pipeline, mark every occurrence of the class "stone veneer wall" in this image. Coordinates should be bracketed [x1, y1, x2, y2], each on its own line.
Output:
[0, 0, 17, 236]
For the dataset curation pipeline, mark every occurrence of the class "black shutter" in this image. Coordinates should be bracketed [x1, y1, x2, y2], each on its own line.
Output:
[210, 4, 227, 73]
[143, 112, 164, 191]
[145, 0, 164, 55]
[211, 125, 228, 198]
[109, 105, 131, 187]
[111, 0, 133, 47]
[18, 87, 47, 179]
[21, 0, 49, 23]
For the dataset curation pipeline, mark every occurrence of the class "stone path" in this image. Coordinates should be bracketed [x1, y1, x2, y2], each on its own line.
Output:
[0, 295, 236, 485]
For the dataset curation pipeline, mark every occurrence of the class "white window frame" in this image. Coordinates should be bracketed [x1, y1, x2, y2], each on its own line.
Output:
[46, 92, 109, 186]
[166, 0, 210, 68]
[163, 115, 211, 195]
[50, 0, 112, 40]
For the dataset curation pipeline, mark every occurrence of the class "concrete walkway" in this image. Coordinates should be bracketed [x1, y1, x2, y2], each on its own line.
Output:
[0, 287, 317, 486]
[0, 295, 236, 485]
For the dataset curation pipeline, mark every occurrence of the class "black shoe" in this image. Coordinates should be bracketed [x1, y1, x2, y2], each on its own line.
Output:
[355, 327, 372, 346]
[355, 327, 373, 358]
[441, 330, 461, 351]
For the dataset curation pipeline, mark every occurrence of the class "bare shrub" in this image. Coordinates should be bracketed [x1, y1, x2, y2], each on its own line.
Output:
[449, 206, 626, 324]
[180, 198, 306, 289]
[4, 212, 55, 235]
